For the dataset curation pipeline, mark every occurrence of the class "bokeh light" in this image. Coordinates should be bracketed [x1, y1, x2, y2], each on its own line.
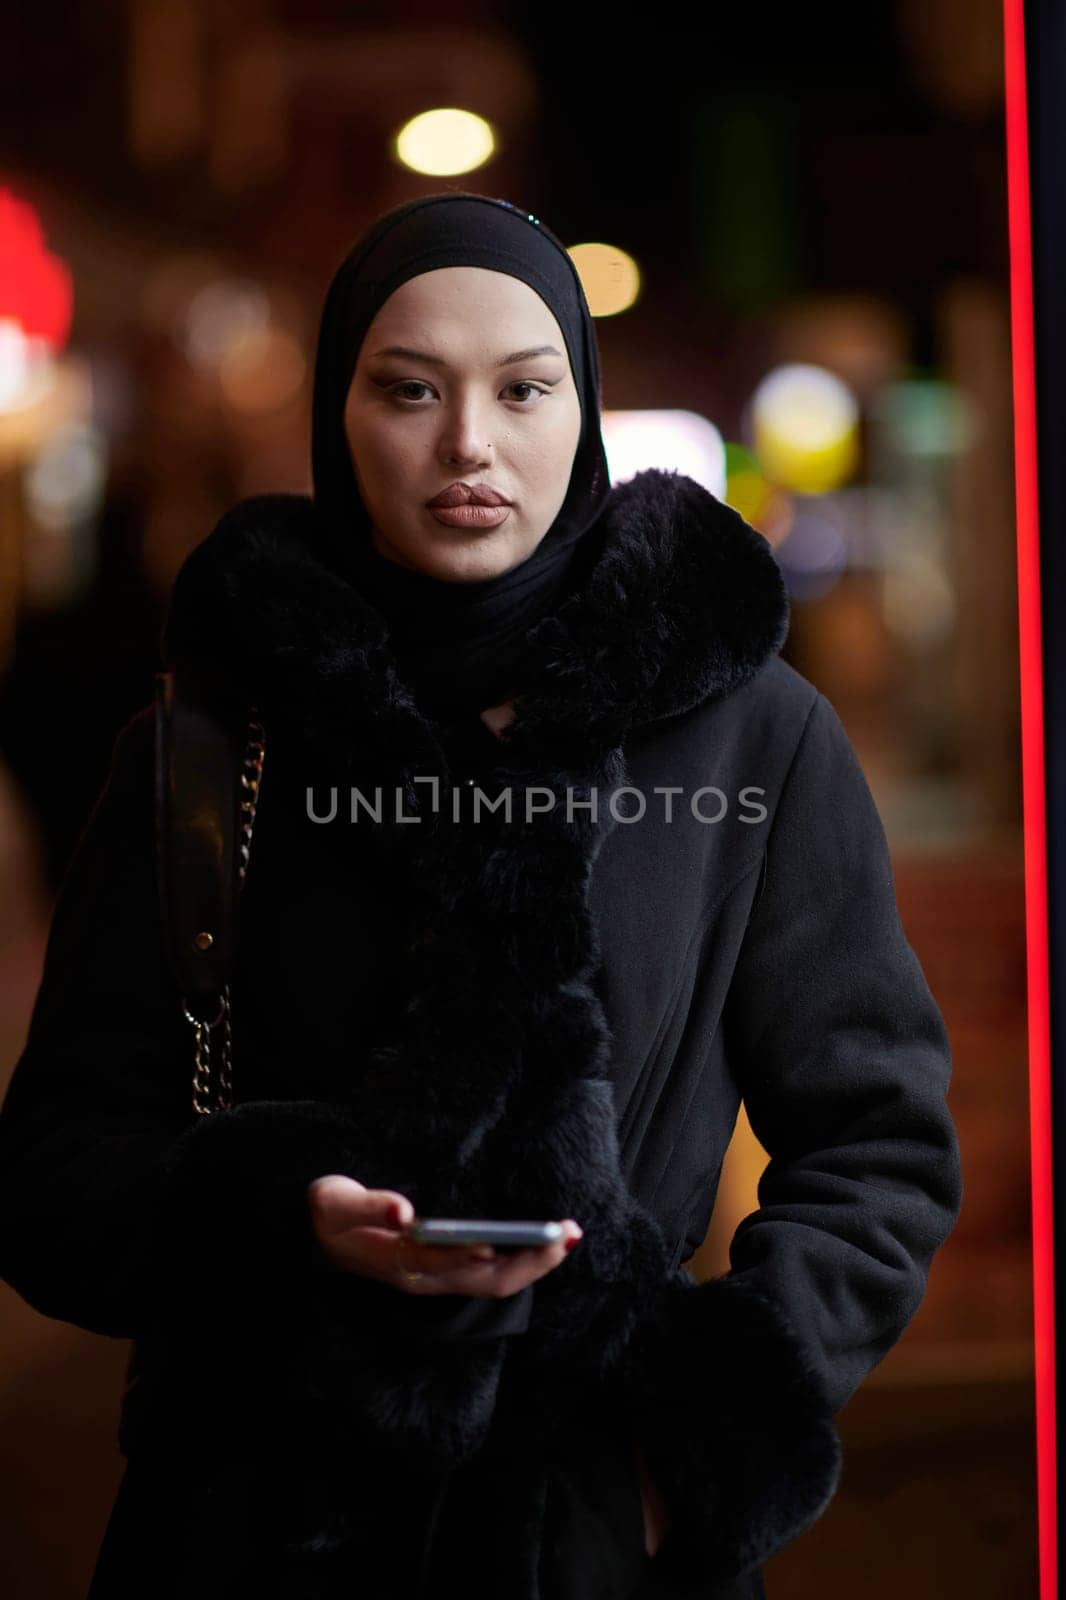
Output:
[0, 189, 74, 414]
[218, 325, 307, 415]
[754, 488, 798, 548]
[750, 362, 860, 494]
[0, 320, 54, 414]
[882, 554, 957, 645]
[773, 500, 849, 600]
[183, 278, 271, 370]
[24, 420, 108, 532]
[394, 108, 496, 176]
[872, 377, 978, 458]
[723, 441, 772, 522]
[723, 441, 797, 546]
[567, 243, 640, 317]
[601, 410, 725, 496]
[0, 188, 73, 352]
[140, 251, 229, 344]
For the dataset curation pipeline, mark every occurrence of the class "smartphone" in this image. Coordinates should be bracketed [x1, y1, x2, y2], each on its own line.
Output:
[407, 1218, 563, 1251]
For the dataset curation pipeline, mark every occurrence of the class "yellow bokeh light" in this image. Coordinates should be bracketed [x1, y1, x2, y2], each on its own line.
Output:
[567, 243, 640, 317]
[750, 363, 860, 495]
[394, 109, 496, 176]
[726, 467, 771, 524]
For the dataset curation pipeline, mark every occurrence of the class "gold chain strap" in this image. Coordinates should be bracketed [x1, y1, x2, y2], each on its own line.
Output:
[188, 709, 266, 1117]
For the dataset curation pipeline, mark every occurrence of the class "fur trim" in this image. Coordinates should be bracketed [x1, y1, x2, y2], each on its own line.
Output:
[161, 467, 790, 774]
[614, 1269, 843, 1583]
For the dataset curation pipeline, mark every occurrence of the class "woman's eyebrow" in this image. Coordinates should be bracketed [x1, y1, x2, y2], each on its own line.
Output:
[368, 344, 565, 368]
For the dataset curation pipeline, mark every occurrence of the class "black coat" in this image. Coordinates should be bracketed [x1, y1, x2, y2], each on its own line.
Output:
[0, 468, 963, 1599]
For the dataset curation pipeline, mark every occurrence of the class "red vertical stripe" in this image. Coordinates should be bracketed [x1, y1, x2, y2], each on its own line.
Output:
[1003, 3, 1057, 1596]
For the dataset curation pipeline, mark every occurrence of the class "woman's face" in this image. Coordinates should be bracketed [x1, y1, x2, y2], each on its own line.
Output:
[343, 266, 583, 582]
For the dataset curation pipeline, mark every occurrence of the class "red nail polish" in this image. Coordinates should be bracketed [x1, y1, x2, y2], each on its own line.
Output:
[565, 1235, 582, 1252]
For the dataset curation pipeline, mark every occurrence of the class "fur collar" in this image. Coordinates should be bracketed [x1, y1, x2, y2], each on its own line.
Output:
[160, 467, 792, 1477]
[162, 466, 789, 777]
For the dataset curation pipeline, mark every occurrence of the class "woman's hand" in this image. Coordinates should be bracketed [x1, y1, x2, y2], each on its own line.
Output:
[307, 1174, 583, 1297]
[633, 1439, 671, 1558]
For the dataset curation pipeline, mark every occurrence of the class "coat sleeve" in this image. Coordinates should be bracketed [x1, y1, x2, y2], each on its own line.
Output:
[0, 706, 530, 1467]
[614, 689, 964, 1584]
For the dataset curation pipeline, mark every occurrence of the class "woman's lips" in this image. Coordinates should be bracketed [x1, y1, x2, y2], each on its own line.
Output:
[427, 505, 513, 529]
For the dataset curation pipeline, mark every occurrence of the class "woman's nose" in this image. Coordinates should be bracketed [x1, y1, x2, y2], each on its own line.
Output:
[438, 402, 494, 467]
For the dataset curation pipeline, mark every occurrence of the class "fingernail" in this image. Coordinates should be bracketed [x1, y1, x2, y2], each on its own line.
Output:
[565, 1235, 582, 1253]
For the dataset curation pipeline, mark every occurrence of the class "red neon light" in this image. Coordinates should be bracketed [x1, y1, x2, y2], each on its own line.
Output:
[1003, 3, 1056, 1596]
[0, 187, 74, 350]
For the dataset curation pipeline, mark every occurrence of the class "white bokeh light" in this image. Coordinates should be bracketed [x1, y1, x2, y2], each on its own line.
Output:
[601, 410, 726, 497]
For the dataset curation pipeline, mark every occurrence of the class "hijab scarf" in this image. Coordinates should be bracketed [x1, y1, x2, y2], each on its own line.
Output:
[309, 191, 613, 718]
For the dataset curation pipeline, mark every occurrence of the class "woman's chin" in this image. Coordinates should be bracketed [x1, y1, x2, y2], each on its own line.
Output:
[395, 526, 540, 583]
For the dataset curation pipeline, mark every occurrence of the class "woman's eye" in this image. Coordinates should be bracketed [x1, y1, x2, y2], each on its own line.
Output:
[390, 381, 433, 403]
[505, 382, 548, 404]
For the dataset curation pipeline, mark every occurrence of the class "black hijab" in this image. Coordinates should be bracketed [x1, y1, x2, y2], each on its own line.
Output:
[309, 191, 613, 719]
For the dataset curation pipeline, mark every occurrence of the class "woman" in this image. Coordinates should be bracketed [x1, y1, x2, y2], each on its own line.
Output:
[0, 192, 963, 1600]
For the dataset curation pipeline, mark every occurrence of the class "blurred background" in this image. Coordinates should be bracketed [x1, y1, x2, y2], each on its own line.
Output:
[0, 1, 1031, 1595]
